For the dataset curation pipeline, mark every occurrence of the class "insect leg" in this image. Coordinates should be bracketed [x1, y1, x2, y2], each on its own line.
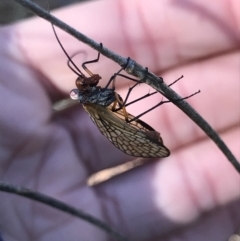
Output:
[113, 71, 183, 97]
[81, 43, 103, 76]
[105, 57, 141, 89]
[121, 74, 185, 107]
[111, 68, 148, 122]
[104, 58, 130, 89]
[114, 75, 197, 113]
[105, 73, 117, 90]
[112, 68, 150, 112]
[108, 62, 199, 124]
[121, 68, 149, 107]
[112, 93, 130, 121]
[168, 75, 184, 87]
[127, 90, 200, 123]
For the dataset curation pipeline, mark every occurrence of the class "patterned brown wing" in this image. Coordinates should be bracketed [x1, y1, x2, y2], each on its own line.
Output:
[83, 103, 170, 158]
[108, 103, 165, 143]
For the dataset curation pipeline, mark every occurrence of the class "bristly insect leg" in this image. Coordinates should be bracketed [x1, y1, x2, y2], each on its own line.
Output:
[126, 90, 200, 123]
[120, 75, 185, 109]
[112, 93, 130, 121]
[105, 58, 200, 124]
[113, 74, 200, 121]
[81, 43, 102, 76]
[119, 74, 184, 104]
[123, 68, 148, 105]
[104, 57, 143, 90]
[110, 67, 149, 121]
[104, 58, 131, 89]
[168, 75, 184, 87]
[105, 58, 148, 97]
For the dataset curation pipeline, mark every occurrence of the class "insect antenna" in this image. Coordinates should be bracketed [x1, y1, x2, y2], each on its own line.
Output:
[51, 26, 85, 77]
[46, 1, 87, 78]
[47, 1, 103, 91]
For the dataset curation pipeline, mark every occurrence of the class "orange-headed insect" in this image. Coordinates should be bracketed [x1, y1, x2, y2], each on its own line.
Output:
[51, 25, 170, 157]
[51, 21, 198, 158]
[68, 50, 170, 158]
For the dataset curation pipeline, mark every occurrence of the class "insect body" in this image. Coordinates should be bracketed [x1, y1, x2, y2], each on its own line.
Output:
[50, 21, 170, 157]
[69, 60, 170, 158]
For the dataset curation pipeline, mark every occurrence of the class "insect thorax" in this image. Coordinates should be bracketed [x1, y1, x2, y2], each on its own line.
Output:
[75, 86, 116, 106]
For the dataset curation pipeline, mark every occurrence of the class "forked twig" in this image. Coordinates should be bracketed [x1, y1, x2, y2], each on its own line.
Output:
[12, 0, 239, 173]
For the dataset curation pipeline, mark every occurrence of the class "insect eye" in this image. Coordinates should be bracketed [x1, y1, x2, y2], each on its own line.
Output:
[70, 89, 79, 100]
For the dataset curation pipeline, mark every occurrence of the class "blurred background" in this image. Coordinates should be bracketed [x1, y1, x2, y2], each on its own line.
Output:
[0, 0, 86, 24]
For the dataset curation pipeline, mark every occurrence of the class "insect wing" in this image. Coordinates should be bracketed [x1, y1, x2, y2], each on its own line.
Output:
[110, 104, 164, 142]
[83, 103, 170, 158]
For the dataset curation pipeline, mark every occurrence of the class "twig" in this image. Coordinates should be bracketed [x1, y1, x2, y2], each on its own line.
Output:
[0, 181, 130, 241]
[12, 0, 239, 172]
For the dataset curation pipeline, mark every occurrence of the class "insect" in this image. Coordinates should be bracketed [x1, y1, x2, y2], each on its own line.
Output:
[50, 20, 198, 158]
[69, 50, 170, 158]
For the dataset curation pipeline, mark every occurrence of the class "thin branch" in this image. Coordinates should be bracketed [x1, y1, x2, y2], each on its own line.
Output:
[12, 0, 240, 172]
[0, 181, 130, 241]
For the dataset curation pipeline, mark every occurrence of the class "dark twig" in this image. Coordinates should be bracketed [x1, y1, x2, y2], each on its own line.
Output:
[0, 181, 130, 241]
[12, 0, 239, 172]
